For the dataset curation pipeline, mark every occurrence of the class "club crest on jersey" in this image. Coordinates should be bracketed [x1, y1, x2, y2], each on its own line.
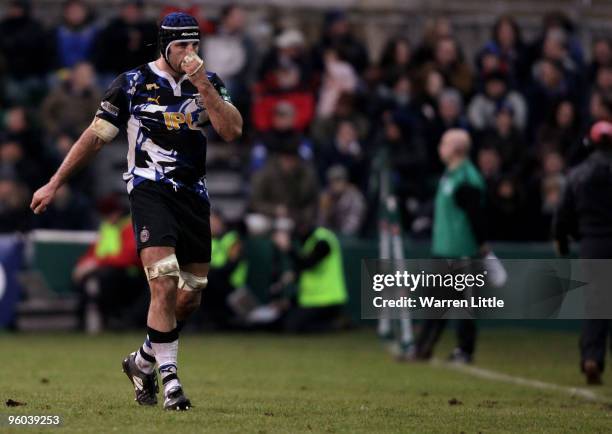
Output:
[140, 227, 150, 243]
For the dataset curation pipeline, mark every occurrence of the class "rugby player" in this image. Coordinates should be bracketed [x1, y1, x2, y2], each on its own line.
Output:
[30, 12, 242, 410]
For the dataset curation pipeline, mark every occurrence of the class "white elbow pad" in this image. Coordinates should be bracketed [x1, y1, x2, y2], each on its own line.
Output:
[90, 117, 119, 142]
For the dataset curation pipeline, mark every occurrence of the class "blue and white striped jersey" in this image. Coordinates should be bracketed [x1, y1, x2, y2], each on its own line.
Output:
[95, 61, 233, 201]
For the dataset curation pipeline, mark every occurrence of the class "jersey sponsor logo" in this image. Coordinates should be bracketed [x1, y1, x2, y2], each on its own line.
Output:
[146, 83, 160, 90]
[163, 112, 203, 130]
[101, 101, 119, 117]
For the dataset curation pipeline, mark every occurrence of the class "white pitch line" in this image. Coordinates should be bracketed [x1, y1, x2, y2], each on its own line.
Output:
[431, 358, 610, 403]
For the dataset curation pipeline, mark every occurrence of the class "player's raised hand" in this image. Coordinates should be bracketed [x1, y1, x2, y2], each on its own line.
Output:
[30, 181, 58, 214]
[182, 52, 206, 85]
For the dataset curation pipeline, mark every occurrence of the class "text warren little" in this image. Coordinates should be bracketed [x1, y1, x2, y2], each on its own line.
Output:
[373, 296, 504, 308]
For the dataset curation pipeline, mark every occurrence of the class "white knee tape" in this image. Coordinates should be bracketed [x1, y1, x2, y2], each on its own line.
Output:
[145, 254, 180, 281]
[179, 271, 208, 292]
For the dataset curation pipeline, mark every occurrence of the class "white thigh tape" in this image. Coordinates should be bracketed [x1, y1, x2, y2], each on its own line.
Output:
[179, 271, 208, 291]
[145, 254, 180, 281]
[90, 117, 119, 142]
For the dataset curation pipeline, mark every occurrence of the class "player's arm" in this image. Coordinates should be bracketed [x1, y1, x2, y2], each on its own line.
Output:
[32, 73, 128, 214]
[182, 54, 242, 142]
[30, 119, 116, 214]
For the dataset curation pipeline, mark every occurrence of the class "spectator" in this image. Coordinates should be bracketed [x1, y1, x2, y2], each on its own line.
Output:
[537, 99, 582, 164]
[0, 174, 31, 232]
[589, 89, 612, 123]
[588, 38, 612, 83]
[251, 101, 313, 171]
[375, 116, 428, 202]
[423, 88, 469, 173]
[356, 63, 389, 121]
[413, 16, 453, 66]
[202, 209, 248, 329]
[594, 65, 612, 94]
[52, 0, 97, 69]
[258, 28, 313, 86]
[528, 59, 574, 137]
[541, 173, 565, 217]
[477, 145, 502, 183]
[313, 9, 369, 74]
[41, 62, 101, 138]
[321, 120, 368, 189]
[538, 151, 567, 237]
[478, 105, 527, 174]
[414, 68, 445, 122]
[522, 150, 566, 240]
[253, 28, 315, 132]
[0, 139, 42, 192]
[319, 165, 366, 236]
[379, 36, 414, 87]
[528, 11, 584, 77]
[73, 194, 144, 332]
[0, 0, 51, 103]
[541, 27, 579, 79]
[2, 106, 43, 161]
[380, 74, 420, 129]
[468, 70, 527, 132]
[203, 5, 256, 120]
[310, 92, 369, 149]
[272, 222, 348, 333]
[476, 15, 528, 88]
[427, 36, 473, 97]
[94, 0, 157, 79]
[250, 142, 319, 223]
[316, 48, 358, 118]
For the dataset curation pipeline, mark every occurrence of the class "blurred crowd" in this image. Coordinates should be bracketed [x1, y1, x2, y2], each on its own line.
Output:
[1, 0, 611, 241]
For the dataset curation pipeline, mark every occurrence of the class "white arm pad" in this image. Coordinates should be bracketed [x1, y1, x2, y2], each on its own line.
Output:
[90, 117, 119, 142]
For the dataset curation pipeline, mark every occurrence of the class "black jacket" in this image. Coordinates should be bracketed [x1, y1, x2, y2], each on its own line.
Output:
[553, 149, 612, 256]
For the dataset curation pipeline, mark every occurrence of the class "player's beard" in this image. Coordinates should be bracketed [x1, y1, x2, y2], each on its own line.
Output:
[165, 54, 185, 76]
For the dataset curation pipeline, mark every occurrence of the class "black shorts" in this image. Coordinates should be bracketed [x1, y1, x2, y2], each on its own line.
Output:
[129, 180, 211, 264]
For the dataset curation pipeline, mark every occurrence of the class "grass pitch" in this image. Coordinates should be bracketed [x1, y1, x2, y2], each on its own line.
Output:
[1, 328, 612, 433]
